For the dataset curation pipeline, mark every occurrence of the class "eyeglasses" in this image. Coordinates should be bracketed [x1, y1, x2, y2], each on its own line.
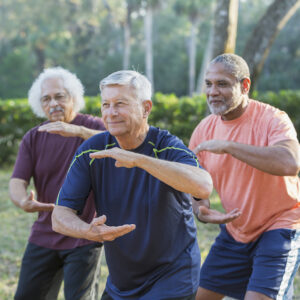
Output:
[40, 93, 69, 106]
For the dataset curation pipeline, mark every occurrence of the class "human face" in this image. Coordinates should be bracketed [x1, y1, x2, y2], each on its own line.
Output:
[205, 63, 246, 120]
[40, 78, 75, 123]
[101, 85, 150, 142]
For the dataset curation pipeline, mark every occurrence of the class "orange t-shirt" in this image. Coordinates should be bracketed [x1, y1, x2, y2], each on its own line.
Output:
[189, 99, 300, 243]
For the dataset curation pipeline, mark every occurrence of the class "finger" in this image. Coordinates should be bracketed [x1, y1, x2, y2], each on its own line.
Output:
[103, 224, 136, 241]
[28, 190, 35, 201]
[89, 150, 112, 159]
[192, 145, 199, 154]
[92, 215, 107, 226]
[34, 202, 55, 212]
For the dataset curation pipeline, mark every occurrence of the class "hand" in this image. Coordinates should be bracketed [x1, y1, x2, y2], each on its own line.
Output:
[193, 140, 231, 155]
[90, 147, 140, 168]
[21, 190, 55, 213]
[86, 215, 136, 242]
[195, 205, 241, 224]
[38, 121, 80, 137]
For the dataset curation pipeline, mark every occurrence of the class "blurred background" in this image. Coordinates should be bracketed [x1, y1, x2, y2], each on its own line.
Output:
[0, 0, 299, 99]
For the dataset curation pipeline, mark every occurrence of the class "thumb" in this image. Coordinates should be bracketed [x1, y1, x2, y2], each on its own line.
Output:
[198, 205, 210, 216]
[28, 190, 35, 201]
[92, 215, 107, 226]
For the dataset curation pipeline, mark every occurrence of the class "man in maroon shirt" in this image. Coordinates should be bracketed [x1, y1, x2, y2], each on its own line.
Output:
[9, 67, 105, 300]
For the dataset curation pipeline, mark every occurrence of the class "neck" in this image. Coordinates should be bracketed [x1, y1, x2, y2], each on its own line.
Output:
[116, 124, 150, 150]
[64, 111, 77, 123]
[222, 96, 249, 121]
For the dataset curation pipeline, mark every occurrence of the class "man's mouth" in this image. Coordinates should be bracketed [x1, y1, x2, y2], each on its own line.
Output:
[50, 106, 64, 114]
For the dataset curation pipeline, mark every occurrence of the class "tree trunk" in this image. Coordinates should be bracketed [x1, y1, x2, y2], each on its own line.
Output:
[144, 5, 154, 90]
[33, 44, 45, 73]
[212, 0, 239, 58]
[188, 20, 199, 96]
[123, 14, 131, 69]
[196, 23, 214, 94]
[243, 0, 300, 94]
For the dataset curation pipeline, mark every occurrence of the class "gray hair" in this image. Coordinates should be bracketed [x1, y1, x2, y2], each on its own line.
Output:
[210, 53, 250, 81]
[28, 67, 85, 117]
[99, 70, 152, 101]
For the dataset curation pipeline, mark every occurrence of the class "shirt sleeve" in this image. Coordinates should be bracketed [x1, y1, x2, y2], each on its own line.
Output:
[188, 123, 205, 166]
[56, 144, 93, 214]
[267, 110, 298, 145]
[160, 133, 202, 168]
[11, 133, 33, 182]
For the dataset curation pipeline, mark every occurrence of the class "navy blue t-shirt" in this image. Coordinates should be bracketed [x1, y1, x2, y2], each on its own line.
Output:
[57, 126, 202, 299]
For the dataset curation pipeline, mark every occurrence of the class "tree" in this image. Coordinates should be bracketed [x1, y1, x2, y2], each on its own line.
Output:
[242, 0, 300, 93]
[212, 0, 239, 58]
[174, 0, 210, 96]
[143, 0, 161, 90]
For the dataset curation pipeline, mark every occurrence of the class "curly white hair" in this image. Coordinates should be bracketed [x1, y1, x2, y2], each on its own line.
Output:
[28, 67, 85, 117]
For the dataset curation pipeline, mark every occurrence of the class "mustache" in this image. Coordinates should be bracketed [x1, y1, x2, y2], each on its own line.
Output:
[49, 106, 64, 114]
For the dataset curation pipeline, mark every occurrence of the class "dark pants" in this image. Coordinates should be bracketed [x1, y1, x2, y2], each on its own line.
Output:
[15, 242, 103, 300]
[101, 290, 196, 300]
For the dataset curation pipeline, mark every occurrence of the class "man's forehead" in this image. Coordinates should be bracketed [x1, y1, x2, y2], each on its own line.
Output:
[41, 77, 65, 94]
[205, 63, 235, 81]
[101, 84, 136, 100]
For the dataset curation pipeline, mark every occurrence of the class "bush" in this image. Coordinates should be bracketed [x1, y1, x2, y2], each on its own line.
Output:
[1, 91, 299, 166]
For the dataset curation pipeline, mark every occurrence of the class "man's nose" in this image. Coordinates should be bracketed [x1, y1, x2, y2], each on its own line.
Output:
[108, 106, 118, 115]
[208, 84, 220, 95]
[49, 97, 59, 106]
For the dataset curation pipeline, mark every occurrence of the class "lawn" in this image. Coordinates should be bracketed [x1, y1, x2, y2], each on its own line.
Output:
[0, 167, 299, 299]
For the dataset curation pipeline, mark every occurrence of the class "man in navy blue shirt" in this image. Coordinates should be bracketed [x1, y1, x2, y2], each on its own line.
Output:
[52, 70, 213, 300]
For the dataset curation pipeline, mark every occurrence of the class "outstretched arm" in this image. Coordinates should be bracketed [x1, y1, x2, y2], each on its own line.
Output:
[52, 205, 136, 242]
[194, 139, 300, 176]
[38, 121, 103, 140]
[9, 178, 55, 212]
[90, 148, 213, 199]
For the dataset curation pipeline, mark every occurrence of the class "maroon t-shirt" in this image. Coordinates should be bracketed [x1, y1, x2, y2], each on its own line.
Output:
[12, 113, 105, 250]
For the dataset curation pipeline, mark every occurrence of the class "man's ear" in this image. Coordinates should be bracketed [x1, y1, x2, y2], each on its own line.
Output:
[241, 78, 251, 94]
[143, 100, 152, 118]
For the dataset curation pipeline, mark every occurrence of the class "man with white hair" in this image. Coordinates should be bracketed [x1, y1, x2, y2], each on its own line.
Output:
[9, 67, 105, 300]
[52, 70, 213, 299]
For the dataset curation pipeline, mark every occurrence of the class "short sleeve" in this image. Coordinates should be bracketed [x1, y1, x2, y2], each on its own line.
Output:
[56, 144, 93, 214]
[267, 110, 298, 146]
[188, 123, 205, 166]
[11, 134, 34, 182]
[159, 132, 201, 168]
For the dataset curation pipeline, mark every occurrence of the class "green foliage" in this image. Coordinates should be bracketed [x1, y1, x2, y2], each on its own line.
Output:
[1, 91, 299, 167]
[256, 90, 300, 136]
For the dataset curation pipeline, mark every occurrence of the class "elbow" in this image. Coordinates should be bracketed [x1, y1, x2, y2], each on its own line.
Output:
[284, 163, 300, 176]
[196, 174, 213, 199]
[280, 158, 300, 176]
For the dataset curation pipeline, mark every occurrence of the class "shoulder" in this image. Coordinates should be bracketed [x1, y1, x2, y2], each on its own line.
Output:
[78, 131, 112, 152]
[190, 114, 218, 143]
[153, 127, 185, 148]
[21, 120, 49, 142]
[250, 99, 294, 128]
[150, 127, 197, 161]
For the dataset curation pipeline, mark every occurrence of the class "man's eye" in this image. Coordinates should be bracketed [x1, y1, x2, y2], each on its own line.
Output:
[206, 82, 212, 87]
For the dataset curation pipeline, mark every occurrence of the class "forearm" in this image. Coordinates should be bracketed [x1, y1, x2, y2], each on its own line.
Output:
[52, 205, 90, 239]
[135, 155, 213, 199]
[79, 126, 103, 140]
[225, 140, 300, 176]
[9, 178, 28, 209]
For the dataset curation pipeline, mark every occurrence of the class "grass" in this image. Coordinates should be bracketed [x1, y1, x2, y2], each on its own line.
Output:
[0, 167, 299, 299]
